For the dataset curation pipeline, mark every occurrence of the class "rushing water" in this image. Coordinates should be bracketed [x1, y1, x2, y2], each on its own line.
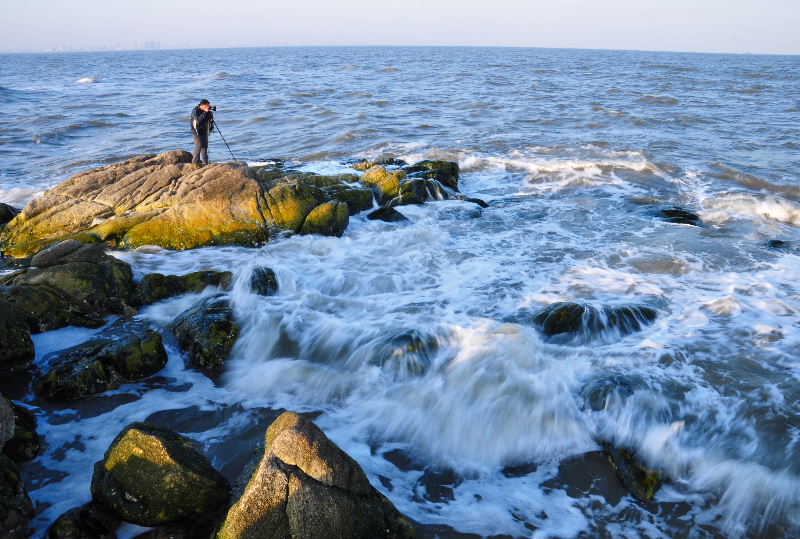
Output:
[1, 47, 800, 538]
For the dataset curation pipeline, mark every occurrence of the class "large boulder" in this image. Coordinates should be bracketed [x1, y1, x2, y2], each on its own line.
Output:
[91, 422, 230, 527]
[0, 298, 35, 373]
[135, 270, 232, 306]
[300, 201, 349, 237]
[46, 502, 119, 539]
[394, 178, 451, 206]
[37, 322, 167, 401]
[0, 285, 105, 333]
[217, 412, 415, 539]
[170, 295, 239, 369]
[2, 400, 39, 463]
[0, 454, 35, 539]
[402, 160, 459, 191]
[5, 241, 137, 316]
[601, 442, 662, 502]
[360, 166, 405, 206]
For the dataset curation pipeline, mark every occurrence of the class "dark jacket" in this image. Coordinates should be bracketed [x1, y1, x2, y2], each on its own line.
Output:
[191, 106, 213, 137]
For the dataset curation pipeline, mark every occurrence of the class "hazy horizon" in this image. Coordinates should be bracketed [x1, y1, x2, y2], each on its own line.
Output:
[3, 0, 799, 56]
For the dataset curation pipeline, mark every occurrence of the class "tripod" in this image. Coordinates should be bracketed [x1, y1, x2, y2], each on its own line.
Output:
[212, 120, 237, 162]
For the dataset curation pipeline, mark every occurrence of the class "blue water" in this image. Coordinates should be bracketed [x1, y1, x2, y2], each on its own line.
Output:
[2, 47, 800, 538]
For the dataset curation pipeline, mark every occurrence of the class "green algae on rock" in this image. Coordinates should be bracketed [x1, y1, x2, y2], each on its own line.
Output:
[2, 401, 39, 463]
[217, 412, 416, 539]
[0, 298, 35, 374]
[91, 422, 230, 527]
[0, 454, 35, 539]
[46, 501, 119, 539]
[602, 441, 663, 502]
[135, 270, 232, 306]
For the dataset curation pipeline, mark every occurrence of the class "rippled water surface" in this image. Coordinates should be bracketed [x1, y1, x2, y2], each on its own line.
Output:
[1, 47, 800, 538]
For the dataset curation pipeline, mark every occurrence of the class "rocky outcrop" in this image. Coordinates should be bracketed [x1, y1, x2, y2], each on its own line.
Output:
[1, 152, 463, 257]
[46, 502, 119, 539]
[3, 240, 137, 316]
[135, 270, 232, 306]
[0, 297, 35, 373]
[2, 400, 39, 463]
[250, 267, 278, 296]
[37, 321, 167, 401]
[217, 412, 415, 539]
[0, 285, 105, 333]
[657, 207, 701, 226]
[0, 454, 35, 539]
[170, 295, 239, 369]
[601, 442, 662, 502]
[91, 422, 230, 527]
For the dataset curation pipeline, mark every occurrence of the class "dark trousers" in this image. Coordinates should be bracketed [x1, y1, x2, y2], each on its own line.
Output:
[192, 132, 209, 164]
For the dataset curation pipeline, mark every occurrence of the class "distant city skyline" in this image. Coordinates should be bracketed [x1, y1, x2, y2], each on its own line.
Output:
[2, 0, 799, 55]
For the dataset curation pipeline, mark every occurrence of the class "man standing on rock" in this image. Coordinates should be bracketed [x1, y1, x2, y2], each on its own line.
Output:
[190, 99, 215, 166]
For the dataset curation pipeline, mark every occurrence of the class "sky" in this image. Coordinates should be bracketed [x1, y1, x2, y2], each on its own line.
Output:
[2, 0, 799, 55]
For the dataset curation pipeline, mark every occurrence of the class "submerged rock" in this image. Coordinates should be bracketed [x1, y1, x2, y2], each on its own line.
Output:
[37, 322, 167, 401]
[91, 422, 230, 527]
[250, 267, 278, 296]
[2, 400, 39, 463]
[658, 207, 701, 226]
[602, 441, 663, 502]
[580, 373, 647, 412]
[0, 454, 35, 539]
[0, 298, 35, 373]
[135, 270, 232, 306]
[528, 302, 657, 344]
[217, 412, 415, 539]
[170, 295, 239, 369]
[371, 330, 439, 378]
[767, 239, 789, 249]
[47, 502, 120, 539]
[367, 207, 409, 223]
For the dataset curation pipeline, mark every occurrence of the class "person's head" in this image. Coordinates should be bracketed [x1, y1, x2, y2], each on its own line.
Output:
[199, 98, 211, 112]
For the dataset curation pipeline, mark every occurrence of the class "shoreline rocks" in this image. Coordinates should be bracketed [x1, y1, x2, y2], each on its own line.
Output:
[170, 295, 239, 369]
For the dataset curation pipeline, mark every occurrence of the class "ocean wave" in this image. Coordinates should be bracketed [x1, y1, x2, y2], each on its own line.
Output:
[635, 94, 679, 105]
[709, 163, 800, 201]
[701, 191, 800, 227]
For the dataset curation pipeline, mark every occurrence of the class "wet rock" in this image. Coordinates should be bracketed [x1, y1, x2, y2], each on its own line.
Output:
[372, 330, 438, 378]
[0, 298, 35, 373]
[217, 412, 415, 539]
[6, 243, 137, 316]
[463, 197, 489, 208]
[658, 207, 701, 226]
[262, 182, 326, 232]
[601, 441, 662, 502]
[37, 322, 167, 401]
[0, 454, 35, 539]
[360, 166, 406, 205]
[250, 267, 278, 296]
[350, 158, 407, 171]
[136, 270, 232, 306]
[580, 373, 647, 412]
[402, 160, 459, 191]
[530, 302, 657, 343]
[367, 207, 409, 223]
[767, 239, 788, 249]
[0, 203, 20, 226]
[46, 501, 120, 539]
[327, 187, 374, 215]
[2, 400, 39, 462]
[91, 422, 230, 527]
[170, 295, 239, 369]
[300, 201, 349, 237]
[0, 285, 105, 333]
[394, 178, 450, 206]
[0, 394, 13, 452]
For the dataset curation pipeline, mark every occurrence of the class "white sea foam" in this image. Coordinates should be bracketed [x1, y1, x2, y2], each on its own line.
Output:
[701, 191, 800, 227]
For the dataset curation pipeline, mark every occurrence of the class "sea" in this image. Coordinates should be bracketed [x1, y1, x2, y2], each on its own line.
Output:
[1, 46, 799, 538]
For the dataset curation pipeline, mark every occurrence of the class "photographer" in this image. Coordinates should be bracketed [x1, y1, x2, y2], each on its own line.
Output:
[190, 98, 215, 166]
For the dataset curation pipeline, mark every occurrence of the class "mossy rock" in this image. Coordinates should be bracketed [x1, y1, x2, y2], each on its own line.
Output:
[2, 401, 39, 463]
[0, 454, 35, 539]
[350, 158, 407, 171]
[37, 325, 167, 401]
[250, 267, 278, 296]
[0, 298, 34, 374]
[30, 241, 107, 268]
[395, 178, 449, 206]
[602, 441, 663, 501]
[46, 501, 119, 539]
[136, 270, 232, 306]
[0, 285, 105, 333]
[217, 412, 415, 539]
[170, 296, 239, 369]
[263, 183, 326, 232]
[300, 202, 349, 237]
[360, 166, 406, 206]
[329, 187, 374, 215]
[402, 160, 459, 191]
[91, 422, 230, 527]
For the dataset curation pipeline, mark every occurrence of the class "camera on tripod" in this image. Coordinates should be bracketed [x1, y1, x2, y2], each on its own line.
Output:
[210, 105, 217, 111]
